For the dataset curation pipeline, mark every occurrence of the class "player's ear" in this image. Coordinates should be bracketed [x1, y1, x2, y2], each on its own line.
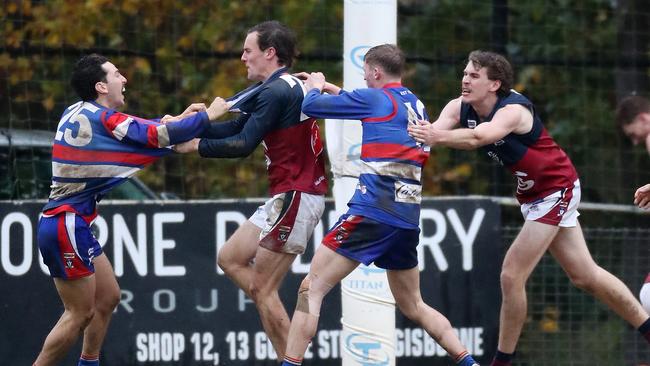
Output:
[373, 66, 381, 80]
[265, 46, 276, 60]
[490, 79, 502, 93]
[95, 81, 108, 95]
[640, 112, 650, 126]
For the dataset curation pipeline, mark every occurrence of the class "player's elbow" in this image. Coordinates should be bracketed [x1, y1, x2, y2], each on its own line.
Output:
[467, 131, 495, 149]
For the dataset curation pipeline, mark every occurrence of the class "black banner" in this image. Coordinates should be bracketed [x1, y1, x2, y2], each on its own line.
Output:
[0, 198, 501, 365]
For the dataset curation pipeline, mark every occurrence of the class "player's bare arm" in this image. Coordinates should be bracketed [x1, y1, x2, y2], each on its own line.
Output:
[295, 71, 341, 95]
[160, 103, 207, 124]
[432, 97, 462, 130]
[407, 98, 460, 143]
[409, 102, 530, 149]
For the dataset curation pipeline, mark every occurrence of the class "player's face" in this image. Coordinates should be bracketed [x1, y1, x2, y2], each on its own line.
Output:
[363, 62, 378, 88]
[100, 62, 127, 109]
[460, 61, 498, 104]
[622, 113, 650, 153]
[241, 32, 268, 82]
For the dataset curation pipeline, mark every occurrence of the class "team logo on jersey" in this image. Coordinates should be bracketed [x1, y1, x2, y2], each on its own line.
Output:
[467, 119, 477, 129]
[63, 253, 75, 269]
[278, 225, 292, 242]
[557, 201, 569, 216]
[335, 226, 350, 243]
[515, 171, 535, 192]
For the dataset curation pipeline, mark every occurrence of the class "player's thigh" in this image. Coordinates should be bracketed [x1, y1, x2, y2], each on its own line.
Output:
[53, 275, 96, 313]
[219, 221, 262, 265]
[387, 267, 422, 307]
[252, 247, 297, 291]
[308, 244, 359, 288]
[548, 221, 598, 279]
[503, 219, 559, 277]
[92, 254, 120, 307]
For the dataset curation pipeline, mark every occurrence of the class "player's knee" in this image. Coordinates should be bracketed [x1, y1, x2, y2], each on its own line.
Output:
[248, 279, 273, 304]
[68, 306, 95, 330]
[216, 253, 232, 274]
[103, 286, 121, 312]
[296, 277, 312, 313]
[500, 268, 524, 292]
[395, 298, 421, 321]
[295, 274, 332, 317]
[566, 267, 599, 292]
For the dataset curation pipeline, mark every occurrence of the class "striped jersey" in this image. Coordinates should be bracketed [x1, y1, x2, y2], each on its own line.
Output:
[460, 90, 578, 203]
[43, 100, 209, 216]
[302, 83, 429, 229]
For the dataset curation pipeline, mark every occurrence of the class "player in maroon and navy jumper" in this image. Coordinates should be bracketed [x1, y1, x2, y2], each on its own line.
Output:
[33, 54, 228, 366]
[615, 95, 650, 316]
[279, 44, 479, 366]
[173, 21, 327, 361]
[409, 50, 650, 366]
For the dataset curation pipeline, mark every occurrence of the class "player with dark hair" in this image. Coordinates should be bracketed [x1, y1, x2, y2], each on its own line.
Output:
[33, 54, 228, 366]
[174, 20, 328, 360]
[409, 50, 650, 366]
[615, 94, 650, 313]
[278, 44, 479, 366]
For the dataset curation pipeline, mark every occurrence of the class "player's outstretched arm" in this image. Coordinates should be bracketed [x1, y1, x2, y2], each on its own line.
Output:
[634, 183, 650, 209]
[161, 103, 207, 124]
[295, 71, 341, 95]
[409, 101, 525, 150]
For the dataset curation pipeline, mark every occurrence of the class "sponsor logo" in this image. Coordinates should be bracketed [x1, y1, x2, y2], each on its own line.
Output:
[394, 181, 421, 204]
[359, 265, 386, 276]
[345, 333, 390, 366]
[63, 252, 75, 269]
[494, 139, 505, 146]
[311, 120, 324, 156]
[467, 119, 477, 129]
[487, 151, 503, 165]
[350, 45, 372, 71]
[515, 171, 535, 192]
[314, 175, 325, 186]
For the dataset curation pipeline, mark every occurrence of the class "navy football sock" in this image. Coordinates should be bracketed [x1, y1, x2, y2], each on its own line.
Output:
[490, 350, 514, 366]
[639, 317, 650, 344]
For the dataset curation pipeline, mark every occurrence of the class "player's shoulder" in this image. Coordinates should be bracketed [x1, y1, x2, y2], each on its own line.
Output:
[261, 77, 301, 101]
[502, 90, 533, 105]
[349, 87, 389, 102]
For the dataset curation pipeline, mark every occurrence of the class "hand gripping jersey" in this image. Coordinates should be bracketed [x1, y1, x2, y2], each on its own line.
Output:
[302, 83, 430, 229]
[43, 100, 208, 216]
[460, 90, 578, 203]
[198, 68, 328, 196]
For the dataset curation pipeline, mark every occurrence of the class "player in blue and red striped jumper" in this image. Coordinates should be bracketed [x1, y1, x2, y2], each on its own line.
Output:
[33, 54, 228, 366]
[409, 50, 650, 366]
[279, 44, 479, 366]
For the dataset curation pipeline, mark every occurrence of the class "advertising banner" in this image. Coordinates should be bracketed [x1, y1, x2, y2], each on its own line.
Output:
[0, 198, 500, 365]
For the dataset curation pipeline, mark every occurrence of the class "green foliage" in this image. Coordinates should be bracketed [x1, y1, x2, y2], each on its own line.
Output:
[1, 0, 649, 201]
